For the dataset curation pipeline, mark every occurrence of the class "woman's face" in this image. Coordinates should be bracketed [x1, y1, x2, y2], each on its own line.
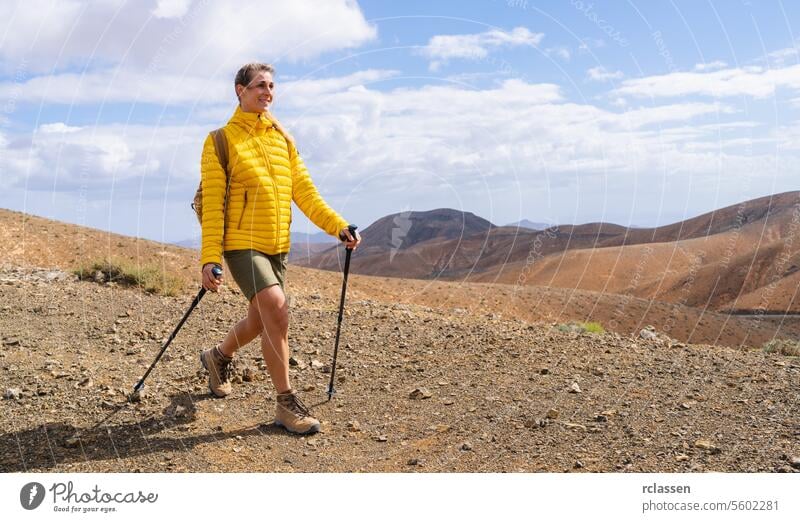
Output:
[237, 71, 274, 113]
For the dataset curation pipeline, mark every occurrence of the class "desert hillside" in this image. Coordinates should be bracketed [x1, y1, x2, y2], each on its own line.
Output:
[467, 192, 800, 313]
[1, 208, 798, 348]
[302, 192, 800, 313]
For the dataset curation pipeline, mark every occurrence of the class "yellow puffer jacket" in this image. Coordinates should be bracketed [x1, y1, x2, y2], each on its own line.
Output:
[200, 106, 349, 266]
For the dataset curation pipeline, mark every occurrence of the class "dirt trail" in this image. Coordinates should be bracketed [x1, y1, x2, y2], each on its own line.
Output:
[1, 267, 798, 472]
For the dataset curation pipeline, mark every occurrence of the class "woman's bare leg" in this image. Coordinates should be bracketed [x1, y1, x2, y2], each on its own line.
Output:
[215, 284, 290, 392]
[218, 312, 261, 358]
[250, 285, 291, 393]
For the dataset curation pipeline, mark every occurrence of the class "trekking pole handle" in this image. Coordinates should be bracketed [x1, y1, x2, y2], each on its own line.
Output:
[197, 266, 223, 297]
[339, 225, 358, 250]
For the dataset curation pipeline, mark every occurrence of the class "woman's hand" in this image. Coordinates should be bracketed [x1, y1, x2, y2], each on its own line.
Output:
[202, 263, 224, 292]
[340, 227, 361, 250]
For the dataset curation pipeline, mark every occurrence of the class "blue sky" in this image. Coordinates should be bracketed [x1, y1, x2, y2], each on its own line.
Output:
[1, 0, 799, 244]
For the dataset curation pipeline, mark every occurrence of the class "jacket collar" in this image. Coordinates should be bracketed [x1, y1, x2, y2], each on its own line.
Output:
[228, 105, 275, 131]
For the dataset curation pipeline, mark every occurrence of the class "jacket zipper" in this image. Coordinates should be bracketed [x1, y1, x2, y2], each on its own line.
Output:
[237, 190, 248, 229]
[256, 135, 281, 250]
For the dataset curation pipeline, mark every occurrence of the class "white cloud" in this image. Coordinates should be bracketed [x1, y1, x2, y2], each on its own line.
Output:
[0, 0, 376, 75]
[38, 122, 83, 134]
[2, 70, 792, 240]
[280, 70, 401, 108]
[152, 0, 192, 19]
[762, 45, 799, 67]
[444, 70, 514, 84]
[612, 102, 733, 128]
[0, 70, 229, 105]
[2, 75, 766, 197]
[615, 63, 800, 98]
[2, 8, 796, 239]
[546, 46, 571, 61]
[420, 27, 543, 71]
[271, 79, 762, 195]
[694, 60, 727, 72]
[610, 97, 627, 108]
[587, 66, 623, 82]
[578, 37, 605, 54]
[0, 68, 400, 108]
[3, 123, 209, 193]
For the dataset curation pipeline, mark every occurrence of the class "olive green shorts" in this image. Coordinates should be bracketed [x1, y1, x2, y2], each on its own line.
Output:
[223, 249, 287, 301]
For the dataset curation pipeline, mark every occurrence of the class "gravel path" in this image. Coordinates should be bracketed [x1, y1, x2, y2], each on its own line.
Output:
[1, 267, 798, 472]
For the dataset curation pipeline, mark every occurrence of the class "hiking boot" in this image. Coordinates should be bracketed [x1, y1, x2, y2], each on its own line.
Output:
[200, 347, 233, 398]
[275, 390, 321, 434]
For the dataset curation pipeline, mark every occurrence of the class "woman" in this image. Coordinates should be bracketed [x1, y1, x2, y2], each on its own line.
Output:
[199, 62, 361, 435]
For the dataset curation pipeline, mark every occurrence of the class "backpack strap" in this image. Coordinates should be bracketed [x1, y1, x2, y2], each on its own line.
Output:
[211, 128, 230, 256]
[211, 128, 229, 171]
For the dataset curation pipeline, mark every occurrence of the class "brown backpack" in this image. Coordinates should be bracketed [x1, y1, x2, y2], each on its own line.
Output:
[192, 128, 230, 224]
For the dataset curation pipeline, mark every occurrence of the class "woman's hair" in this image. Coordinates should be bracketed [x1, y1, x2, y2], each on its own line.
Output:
[234, 62, 275, 92]
[234, 62, 294, 148]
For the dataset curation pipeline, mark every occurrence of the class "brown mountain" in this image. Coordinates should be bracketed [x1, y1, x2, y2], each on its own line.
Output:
[302, 192, 800, 313]
[296, 208, 495, 278]
[468, 191, 800, 312]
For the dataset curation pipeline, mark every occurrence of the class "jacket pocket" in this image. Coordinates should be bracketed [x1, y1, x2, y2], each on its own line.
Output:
[237, 190, 248, 229]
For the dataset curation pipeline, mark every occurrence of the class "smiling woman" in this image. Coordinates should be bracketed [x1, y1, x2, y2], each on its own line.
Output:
[197, 62, 362, 436]
[235, 63, 276, 112]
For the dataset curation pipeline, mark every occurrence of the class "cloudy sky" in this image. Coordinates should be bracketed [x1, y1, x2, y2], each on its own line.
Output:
[1, 0, 799, 244]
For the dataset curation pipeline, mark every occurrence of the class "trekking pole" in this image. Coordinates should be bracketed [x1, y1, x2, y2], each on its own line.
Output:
[326, 225, 357, 400]
[77, 266, 223, 436]
[132, 265, 222, 395]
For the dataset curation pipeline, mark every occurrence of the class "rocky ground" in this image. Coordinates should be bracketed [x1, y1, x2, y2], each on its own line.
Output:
[1, 266, 799, 472]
